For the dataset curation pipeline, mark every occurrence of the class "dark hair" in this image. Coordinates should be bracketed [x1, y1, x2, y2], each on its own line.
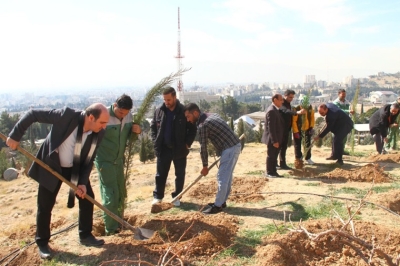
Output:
[115, 94, 133, 110]
[338, 89, 346, 94]
[184, 103, 200, 113]
[284, 89, 295, 96]
[163, 86, 176, 96]
[85, 104, 103, 119]
[272, 94, 281, 101]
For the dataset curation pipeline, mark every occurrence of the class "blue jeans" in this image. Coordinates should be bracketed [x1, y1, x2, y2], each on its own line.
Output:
[214, 143, 241, 207]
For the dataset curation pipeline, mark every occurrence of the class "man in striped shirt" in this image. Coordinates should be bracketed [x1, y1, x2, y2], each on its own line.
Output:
[184, 103, 241, 214]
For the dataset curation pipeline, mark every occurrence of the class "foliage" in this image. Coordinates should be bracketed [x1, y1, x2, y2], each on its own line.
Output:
[238, 102, 261, 115]
[224, 96, 240, 119]
[236, 119, 245, 139]
[138, 133, 155, 163]
[0, 148, 11, 178]
[198, 99, 211, 112]
[229, 117, 234, 131]
[254, 120, 264, 143]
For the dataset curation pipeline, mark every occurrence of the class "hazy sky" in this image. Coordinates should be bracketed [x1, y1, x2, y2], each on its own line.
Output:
[1, 0, 399, 92]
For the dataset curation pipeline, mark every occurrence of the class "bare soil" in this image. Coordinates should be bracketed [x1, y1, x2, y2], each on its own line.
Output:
[1, 143, 400, 265]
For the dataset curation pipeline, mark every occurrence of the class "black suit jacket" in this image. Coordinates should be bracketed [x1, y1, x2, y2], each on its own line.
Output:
[319, 103, 353, 138]
[262, 104, 285, 145]
[9, 107, 105, 192]
[369, 104, 399, 138]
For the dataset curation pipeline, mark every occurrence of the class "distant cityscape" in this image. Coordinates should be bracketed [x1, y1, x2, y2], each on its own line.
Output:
[1, 71, 399, 116]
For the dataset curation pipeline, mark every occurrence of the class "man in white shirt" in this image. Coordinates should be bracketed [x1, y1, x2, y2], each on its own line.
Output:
[7, 103, 109, 260]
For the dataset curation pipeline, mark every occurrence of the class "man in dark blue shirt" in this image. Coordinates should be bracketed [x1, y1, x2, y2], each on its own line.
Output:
[150, 87, 197, 207]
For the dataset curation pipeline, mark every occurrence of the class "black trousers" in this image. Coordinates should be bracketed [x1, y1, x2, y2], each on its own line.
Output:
[279, 130, 290, 164]
[266, 143, 281, 175]
[36, 167, 94, 247]
[153, 147, 187, 199]
[293, 133, 312, 160]
[374, 133, 384, 154]
[332, 132, 347, 161]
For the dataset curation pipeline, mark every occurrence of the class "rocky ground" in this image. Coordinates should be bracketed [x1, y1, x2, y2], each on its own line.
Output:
[1, 142, 400, 265]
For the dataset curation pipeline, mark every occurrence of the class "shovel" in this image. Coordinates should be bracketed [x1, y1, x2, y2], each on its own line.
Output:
[0, 133, 155, 240]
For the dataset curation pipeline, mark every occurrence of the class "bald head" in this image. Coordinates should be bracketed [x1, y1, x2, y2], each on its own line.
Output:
[318, 104, 328, 116]
[84, 103, 109, 132]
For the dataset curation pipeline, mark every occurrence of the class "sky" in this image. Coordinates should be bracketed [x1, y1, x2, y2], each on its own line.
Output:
[0, 0, 400, 93]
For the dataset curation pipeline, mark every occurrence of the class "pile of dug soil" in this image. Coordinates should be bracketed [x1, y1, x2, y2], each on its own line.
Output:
[189, 176, 266, 203]
[318, 164, 391, 183]
[255, 219, 400, 265]
[4, 212, 239, 266]
[367, 153, 400, 163]
[374, 190, 400, 214]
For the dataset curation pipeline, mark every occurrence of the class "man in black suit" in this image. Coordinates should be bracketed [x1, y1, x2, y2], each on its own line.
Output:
[314, 103, 353, 165]
[262, 94, 285, 177]
[6, 103, 109, 260]
[369, 103, 400, 154]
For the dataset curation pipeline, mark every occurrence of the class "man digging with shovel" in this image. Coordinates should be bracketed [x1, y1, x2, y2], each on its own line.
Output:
[6, 103, 109, 259]
[184, 103, 241, 214]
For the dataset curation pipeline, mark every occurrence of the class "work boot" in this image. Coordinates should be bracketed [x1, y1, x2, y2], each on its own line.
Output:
[38, 245, 52, 259]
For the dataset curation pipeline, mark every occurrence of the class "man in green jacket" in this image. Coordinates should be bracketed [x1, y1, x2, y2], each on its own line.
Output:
[94, 94, 141, 235]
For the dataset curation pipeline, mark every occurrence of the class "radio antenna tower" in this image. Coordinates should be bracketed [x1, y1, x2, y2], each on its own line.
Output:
[175, 7, 184, 102]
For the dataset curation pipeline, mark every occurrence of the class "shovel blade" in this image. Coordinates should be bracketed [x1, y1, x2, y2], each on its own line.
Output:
[134, 227, 156, 240]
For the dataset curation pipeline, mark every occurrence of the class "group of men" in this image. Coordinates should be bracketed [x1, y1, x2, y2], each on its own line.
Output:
[263, 88, 400, 178]
[6, 87, 241, 260]
[6, 86, 400, 260]
[262, 89, 356, 177]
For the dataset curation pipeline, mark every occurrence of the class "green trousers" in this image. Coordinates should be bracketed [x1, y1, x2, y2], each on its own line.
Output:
[94, 160, 126, 234]
[385, 127, 398, 150]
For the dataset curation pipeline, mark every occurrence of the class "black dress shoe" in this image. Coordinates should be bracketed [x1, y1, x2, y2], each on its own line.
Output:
[202, 204, 223, 214]
[38, 245, 52, 259]
[326, 156, 336, 160]
[280, 165, 292, 170]
[208, 202, 227, 208]
[336, 160, 344, 165]
[80, 235, 105, 247]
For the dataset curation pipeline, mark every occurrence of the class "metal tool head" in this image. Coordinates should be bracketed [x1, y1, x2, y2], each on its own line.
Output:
[134, 227, 156, 240]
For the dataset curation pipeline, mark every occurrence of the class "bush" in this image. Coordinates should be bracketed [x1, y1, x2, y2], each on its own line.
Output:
[361, 134, 374, 145]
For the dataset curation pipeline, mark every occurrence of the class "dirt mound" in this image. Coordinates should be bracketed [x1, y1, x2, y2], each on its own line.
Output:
[318, 164, 391, 183]
[256, 219, 400, 265]
[367, 153, 400, 163]
[3, 212, 239, 266]
[189, 176, 266, 203]
[374, 190, 400, 214]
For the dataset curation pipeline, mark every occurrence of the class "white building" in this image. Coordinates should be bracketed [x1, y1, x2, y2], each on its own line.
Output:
[369, 91, 398, 105]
